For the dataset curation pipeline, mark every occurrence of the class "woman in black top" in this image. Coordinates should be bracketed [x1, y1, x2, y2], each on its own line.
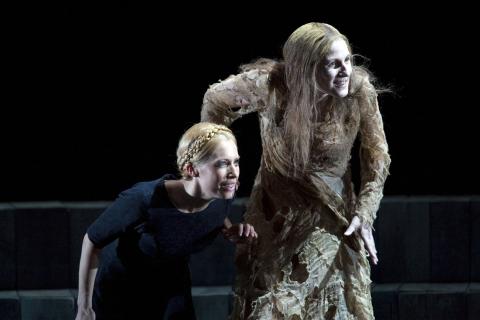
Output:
[75, 122, 257, 320]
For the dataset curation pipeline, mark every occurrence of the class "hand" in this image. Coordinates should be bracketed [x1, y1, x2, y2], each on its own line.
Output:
[75, 307, 95, 320]
[222, 223, 258, 243]
[344, 216, 378, 265]
[235, 96, 250, 107]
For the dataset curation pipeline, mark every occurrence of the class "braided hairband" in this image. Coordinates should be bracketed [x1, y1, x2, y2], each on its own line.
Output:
[178, 126, 229, 171]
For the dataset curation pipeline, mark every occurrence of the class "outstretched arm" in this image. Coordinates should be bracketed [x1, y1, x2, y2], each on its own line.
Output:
[75, 234, 101, 320]
[201, 67, 271, 126]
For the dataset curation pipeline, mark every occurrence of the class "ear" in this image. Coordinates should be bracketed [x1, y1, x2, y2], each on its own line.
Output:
[185, 163, 199, 178]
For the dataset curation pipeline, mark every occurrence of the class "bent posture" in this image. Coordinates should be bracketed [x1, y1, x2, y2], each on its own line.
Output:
[76, 122, 257, 320]
[202, 22, 390, 319]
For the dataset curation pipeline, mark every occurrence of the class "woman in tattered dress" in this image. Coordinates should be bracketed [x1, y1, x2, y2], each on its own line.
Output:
[201, 22, 391, 319]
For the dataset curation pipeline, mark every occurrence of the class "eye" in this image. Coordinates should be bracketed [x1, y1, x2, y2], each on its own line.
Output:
[234, 158, 240, 166]
[326, 61, 336, 68]
[215, 160, 229, 167]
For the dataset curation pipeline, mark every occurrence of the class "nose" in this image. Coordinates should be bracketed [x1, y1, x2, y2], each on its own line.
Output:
[227, 163, 239, 178]
[339, 62, 350, 76]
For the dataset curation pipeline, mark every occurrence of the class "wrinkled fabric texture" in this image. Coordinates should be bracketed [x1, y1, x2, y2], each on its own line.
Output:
[201, 66, 390, 319]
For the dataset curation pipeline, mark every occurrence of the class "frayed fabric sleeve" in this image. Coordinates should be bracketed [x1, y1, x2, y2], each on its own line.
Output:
[201, 69, 270, 125]
[355, 93, 391, 227]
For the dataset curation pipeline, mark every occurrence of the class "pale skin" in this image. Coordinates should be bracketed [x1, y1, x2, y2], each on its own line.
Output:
[207, 38, 375, 266]
[317, 38, 378, 265]
[344, 216, 378, 265]
[75, 234, 100, 320]
[220, 39, 378, 266]
[75, 138, 257, 320]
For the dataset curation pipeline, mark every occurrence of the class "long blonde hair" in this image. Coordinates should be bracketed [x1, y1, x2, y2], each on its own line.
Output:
[281, 22, 351, 174]
[241, 23, 380, 178]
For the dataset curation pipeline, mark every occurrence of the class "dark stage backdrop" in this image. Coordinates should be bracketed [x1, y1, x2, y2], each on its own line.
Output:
[2, 4, 478, 201]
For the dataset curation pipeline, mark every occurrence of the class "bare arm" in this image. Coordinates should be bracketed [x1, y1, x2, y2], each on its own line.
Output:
[75, 233, 101, 320]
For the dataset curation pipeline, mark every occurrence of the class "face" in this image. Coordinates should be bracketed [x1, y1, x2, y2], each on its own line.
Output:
[195, 138, 240, 200]
[316, 39, 352, 98]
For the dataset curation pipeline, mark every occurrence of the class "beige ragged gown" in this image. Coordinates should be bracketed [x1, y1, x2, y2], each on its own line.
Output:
[201, 65, 390, 320]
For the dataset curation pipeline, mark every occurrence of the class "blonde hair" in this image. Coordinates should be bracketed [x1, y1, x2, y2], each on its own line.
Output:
[176, 122, 236, 178]
[282, 22, 351, 175]
[239, 23, 382, 179]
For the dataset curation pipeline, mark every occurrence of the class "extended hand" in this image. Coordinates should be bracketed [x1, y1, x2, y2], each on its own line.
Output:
[344, 216, 378, 265]
[75, 307, 95, 320]
[222, 223, 258, 243]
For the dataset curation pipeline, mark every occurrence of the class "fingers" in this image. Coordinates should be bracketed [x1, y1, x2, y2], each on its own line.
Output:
[344, 224, 356, 236]
[344, 216, 361, 236]
[237, 223, 244, 237]
[344, 217, 379, 265]
[230, 223, 258, 240]
[361, 227, 379, 265]
[245, 224, 251, 237]
[365, 240, 378, 265]
[248, 224, 258, 238]
[240, 224, 258, 238]
[367, 246, 378, 265]
[224, 224, 259, 243]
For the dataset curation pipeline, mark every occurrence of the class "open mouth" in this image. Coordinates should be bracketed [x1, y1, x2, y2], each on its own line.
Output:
[220, 182, 237, 191]
[334, 78, 349, 87]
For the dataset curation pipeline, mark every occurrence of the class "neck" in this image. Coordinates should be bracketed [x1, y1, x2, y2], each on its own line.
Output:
[166, 179, 212, 213]
[316, 93, 331, 108]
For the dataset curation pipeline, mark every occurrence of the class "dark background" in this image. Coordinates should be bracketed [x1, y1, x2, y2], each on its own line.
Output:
[2, 4, 478, 201]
